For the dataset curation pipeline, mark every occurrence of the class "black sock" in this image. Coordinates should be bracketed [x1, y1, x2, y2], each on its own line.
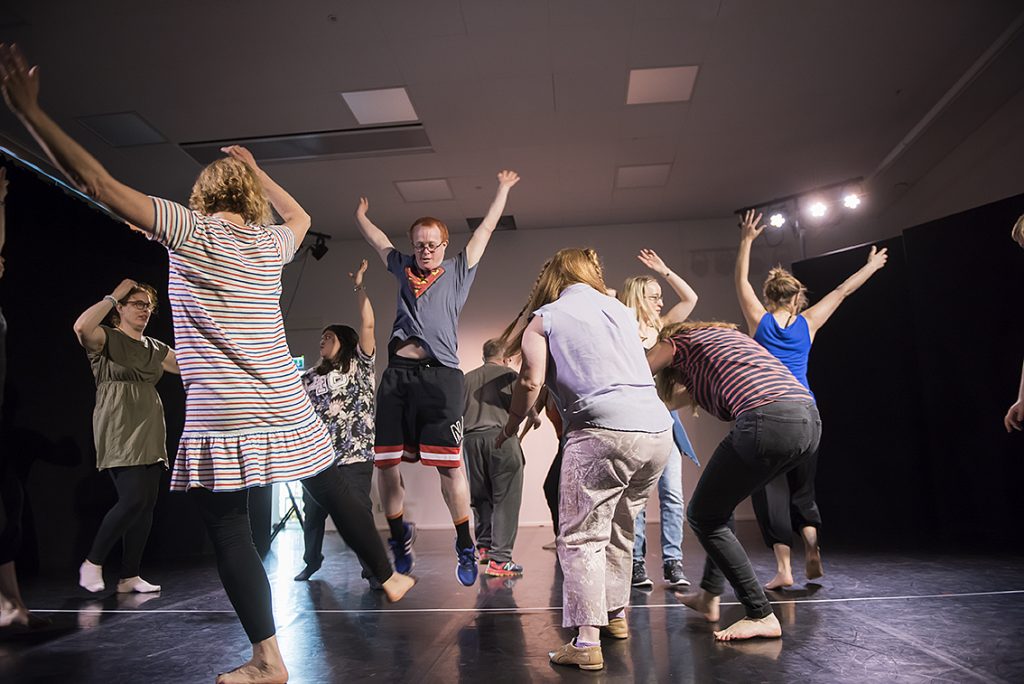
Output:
[387, 513, 405, 541]
[455, 519, 473, 550]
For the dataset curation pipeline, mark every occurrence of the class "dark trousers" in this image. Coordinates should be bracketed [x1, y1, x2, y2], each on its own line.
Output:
[687, 401, 821, 619]
[751, 448, 822, 548]
[87, 463, 163, 578]
[464, 429, 524, 564]
[302, 461, 375, 580]
[190, 465, 394, 644]
[543, 439, 564, 534]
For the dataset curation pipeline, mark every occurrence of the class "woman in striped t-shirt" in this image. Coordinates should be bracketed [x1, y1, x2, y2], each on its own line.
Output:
[647, 322, 820, 642]
[0, 48, 412, 684]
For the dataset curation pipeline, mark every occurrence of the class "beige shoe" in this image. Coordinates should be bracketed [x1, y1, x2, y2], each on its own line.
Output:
[542, 539, 557, 550]
[549, 639, 604, 670]
[601, 616, 629, 640]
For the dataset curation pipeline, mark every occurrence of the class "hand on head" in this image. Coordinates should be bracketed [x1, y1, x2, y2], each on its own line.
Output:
[349, 259, 368, 288]
[0, 44, 40, 115]
[111, 278, 138, 301]
[220, 145, 258, 170]
[497, 170, 520, 188]
[739, 209, 765, 242]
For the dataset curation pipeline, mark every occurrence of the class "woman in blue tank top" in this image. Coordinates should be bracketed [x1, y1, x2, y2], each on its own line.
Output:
[735, 209, 888, 589]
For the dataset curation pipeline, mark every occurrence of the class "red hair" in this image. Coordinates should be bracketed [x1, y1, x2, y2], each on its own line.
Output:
[408, 217, 449, 242]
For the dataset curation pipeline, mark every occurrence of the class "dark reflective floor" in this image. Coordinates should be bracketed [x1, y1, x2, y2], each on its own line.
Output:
[2, 522, 1023, 682]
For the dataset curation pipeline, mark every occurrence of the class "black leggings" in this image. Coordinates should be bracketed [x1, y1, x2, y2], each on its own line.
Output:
[87, 463, 163, 577]
[543, 440, 564, 534]
[191, 465, 394, 644]
[751, 448, 822, 548]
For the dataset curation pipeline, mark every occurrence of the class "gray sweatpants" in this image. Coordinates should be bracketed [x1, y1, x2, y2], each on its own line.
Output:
[558, 427, 672, 628]
[464, 428, 525, 564]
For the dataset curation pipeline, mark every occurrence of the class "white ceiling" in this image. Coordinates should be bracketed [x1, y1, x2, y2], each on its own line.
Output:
[0, 0, 1021, 241]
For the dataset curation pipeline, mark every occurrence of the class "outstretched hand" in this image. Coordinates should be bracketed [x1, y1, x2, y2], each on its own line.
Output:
[349, 259, 368, 288]
[0, 44, 40, 116]
[356, 196, 369, 218]
[220, 145, 259, 171]
[637, 248, 669, 275]
[866, 245, 888, 271]
[497, 170, 520, 189]
[739, 209, 765, 242]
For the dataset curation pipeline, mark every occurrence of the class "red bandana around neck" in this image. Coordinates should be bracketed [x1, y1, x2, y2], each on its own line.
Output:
[405, 265, 445, 298]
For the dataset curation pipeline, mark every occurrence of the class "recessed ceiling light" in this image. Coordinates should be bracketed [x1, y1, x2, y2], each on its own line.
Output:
[342, 88, 419, 125]
[77, 111, 166, 147]
[395, 178, 453, 202]
[626, 66, 699, 105]
[615, 163, 672, 189]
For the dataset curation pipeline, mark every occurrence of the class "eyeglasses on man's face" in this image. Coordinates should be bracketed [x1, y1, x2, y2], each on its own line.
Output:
[413, 241, 446, 253]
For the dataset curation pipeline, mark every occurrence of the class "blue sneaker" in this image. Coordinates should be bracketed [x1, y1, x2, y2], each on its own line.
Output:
[388, 523, 416, 574]
[456, 543, 478, 586]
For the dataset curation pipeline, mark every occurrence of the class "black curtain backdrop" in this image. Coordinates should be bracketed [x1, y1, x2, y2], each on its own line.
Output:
[0, 160, 206, 575]
[793, 193, 1024, 549]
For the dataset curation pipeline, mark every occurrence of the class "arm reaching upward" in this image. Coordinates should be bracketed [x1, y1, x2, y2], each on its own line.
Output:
[802, 246, 888, 337]
[466, 170, 519, 268]
[355, 197, 395, 266]
[348, 259, 375, 357]
[637, 248, 698, 323]
[0, 45, 156, 232]
[220, 145, 310, 243]
[735, 209, 768, 335]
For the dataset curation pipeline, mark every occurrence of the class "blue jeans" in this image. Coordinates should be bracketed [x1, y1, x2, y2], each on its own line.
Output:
[633, 444, 684, 563]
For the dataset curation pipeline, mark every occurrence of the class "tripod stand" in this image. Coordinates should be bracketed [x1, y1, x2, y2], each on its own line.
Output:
[270, 482, 306, 543]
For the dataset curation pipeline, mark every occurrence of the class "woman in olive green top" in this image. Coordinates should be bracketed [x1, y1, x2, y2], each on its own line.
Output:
[73, 278, 179, 594]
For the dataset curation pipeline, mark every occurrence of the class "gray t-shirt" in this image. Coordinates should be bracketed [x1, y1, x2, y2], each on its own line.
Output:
[387, 249, 477, 368]
[463, 362, 516, 434]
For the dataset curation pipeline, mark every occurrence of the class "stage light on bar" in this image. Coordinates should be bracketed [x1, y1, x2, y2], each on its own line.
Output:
[808, 201, 828, 218]
[769, 212, 786, 228]
[843, 193, 862, 209]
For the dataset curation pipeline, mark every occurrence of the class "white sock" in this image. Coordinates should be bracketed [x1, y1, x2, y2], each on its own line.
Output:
[79, 560, 105, 593]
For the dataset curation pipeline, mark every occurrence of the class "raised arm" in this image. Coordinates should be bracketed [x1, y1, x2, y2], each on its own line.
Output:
[1005, 361, 1024, 432]
[802, 246, 888, 337]
[496, 315, 546, 448]
[637, 248, 698, 324]
[735, 209, 768, 335]
[73, 279, 136, 353]
[355, 197, 395, 266]
[348, 259, 375, 356]
[0, 45, 156, 232]
[220, 145, 310, 242]
[466, 170, 519, 269]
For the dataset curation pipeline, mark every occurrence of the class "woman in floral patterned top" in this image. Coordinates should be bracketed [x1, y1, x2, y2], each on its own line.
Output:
[294, 260, 379, 584]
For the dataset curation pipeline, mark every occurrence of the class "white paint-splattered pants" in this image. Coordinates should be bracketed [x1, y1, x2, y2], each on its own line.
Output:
[558, 427, 672, 628]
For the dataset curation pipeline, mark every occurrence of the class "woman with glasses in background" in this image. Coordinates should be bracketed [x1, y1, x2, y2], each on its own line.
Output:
[73, 278, 179, 595]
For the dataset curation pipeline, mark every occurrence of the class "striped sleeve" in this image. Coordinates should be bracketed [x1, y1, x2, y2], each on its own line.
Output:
[148, 197, 199, 251]
[264, 224, 298, 264]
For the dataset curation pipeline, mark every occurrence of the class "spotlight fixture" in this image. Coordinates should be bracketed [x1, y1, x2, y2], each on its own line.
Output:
[769, 212, 787, 228]
[808, 201, 828, 219]
[307, 230, 331, 261]
[842, 193, 861, 209]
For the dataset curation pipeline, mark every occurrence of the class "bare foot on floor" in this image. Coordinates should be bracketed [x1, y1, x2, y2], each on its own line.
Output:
[764, 571, 794, 590]
[713, 613, 782, 641]
[383, 572, 416, 603]
[215, 660, 288, 684]
[679, 590, 720, 622]
[805, 550, 824, 581]
[0, 607, 51, 629]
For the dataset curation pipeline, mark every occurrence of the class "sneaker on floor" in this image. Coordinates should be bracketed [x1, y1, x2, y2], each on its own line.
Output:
[663, 559, 691, 587]
[293, 564, 321, 582]
[388, 522, 416, 575]
[477, 547, 490, 565]
[631, 560, 653, 588]
[484, 560, 524, 577]
[549, 638, 604, 671]
[600, 616, 629, 640]
[542, 538, 558, 550]
[456, 543, 479, 586]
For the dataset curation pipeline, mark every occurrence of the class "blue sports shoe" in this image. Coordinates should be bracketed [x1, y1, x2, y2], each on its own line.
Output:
[456, 543, 478, 586]
[388, 522, 416, 575]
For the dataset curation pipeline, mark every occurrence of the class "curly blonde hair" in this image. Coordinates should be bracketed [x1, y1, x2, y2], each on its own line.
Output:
[762, 266, 808, 313]
[188, 158, 272, 225]
[497, 248, 607, 357]
[653, 321, 739, 410]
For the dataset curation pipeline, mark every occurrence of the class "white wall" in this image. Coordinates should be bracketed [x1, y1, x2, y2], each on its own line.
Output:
[282, 216, 802, 529]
